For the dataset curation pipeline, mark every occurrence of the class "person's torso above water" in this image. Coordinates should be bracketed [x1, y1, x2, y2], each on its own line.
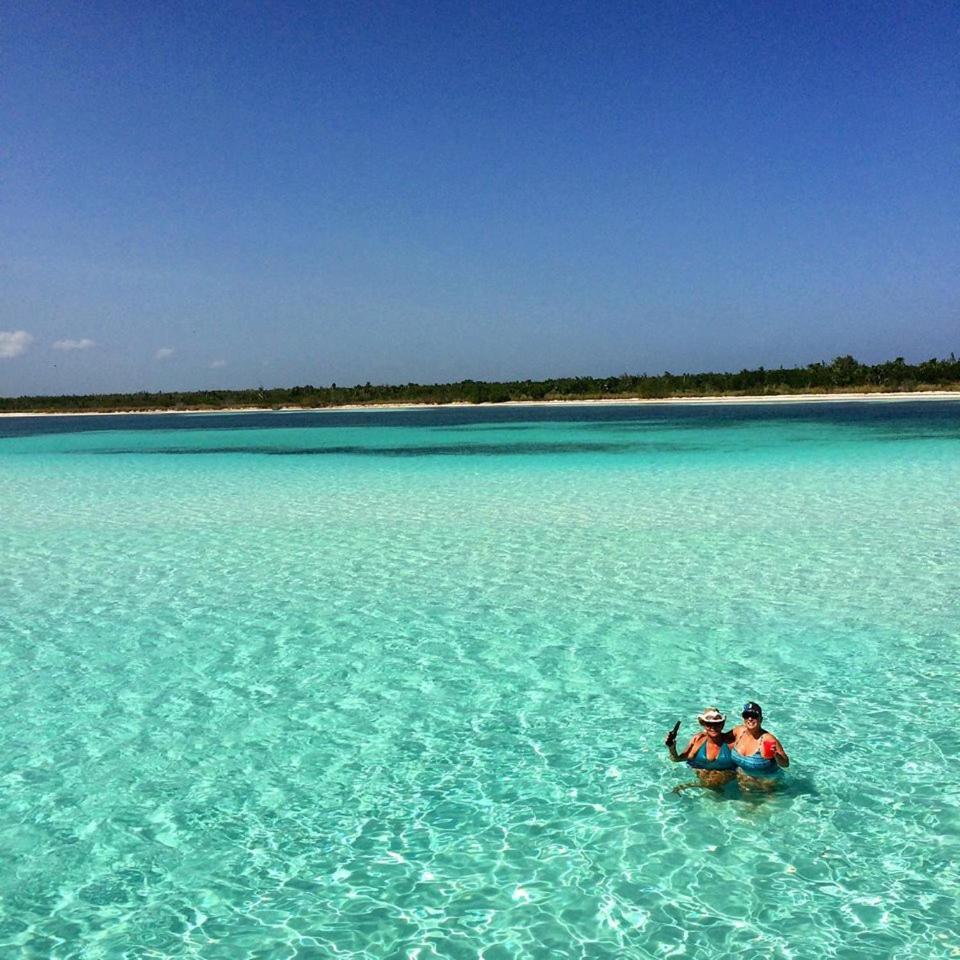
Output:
[686, 733, 736, 770]
[730, 727, 780, 775]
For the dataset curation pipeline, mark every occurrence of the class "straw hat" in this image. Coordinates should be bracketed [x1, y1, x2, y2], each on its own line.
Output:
[697, 706, 726, 724]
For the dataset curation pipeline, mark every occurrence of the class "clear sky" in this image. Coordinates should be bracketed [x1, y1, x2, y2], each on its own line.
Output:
[2, 1, 958, 395]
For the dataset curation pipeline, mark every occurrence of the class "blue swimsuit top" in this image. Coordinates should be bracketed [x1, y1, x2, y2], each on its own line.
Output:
[687, 737, 736, 771]
[731, 737, 781, 777]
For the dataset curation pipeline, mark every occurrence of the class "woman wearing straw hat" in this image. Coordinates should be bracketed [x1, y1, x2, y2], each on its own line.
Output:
[664, 706, 737, 790]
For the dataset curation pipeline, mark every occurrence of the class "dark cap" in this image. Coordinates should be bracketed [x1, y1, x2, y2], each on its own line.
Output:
[741, 701, 763, 717]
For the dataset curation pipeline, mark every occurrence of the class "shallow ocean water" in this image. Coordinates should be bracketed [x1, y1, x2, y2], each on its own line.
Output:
[1, 401, 958, 959]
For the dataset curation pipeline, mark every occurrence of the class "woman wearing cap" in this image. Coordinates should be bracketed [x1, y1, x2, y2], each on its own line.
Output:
[664, 706, 737, 790]
[730, 701, 789, 791]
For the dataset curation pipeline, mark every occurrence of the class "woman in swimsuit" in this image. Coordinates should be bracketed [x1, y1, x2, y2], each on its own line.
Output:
[730, 701, 789, 791]
[664, 706, 737, 790]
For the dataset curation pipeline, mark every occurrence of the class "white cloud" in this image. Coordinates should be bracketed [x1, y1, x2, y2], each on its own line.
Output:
[53, 338, 96, 351]
[155, 347, 175, 360]
[0, 330, 33, 359]
[209, 359, 227, 369]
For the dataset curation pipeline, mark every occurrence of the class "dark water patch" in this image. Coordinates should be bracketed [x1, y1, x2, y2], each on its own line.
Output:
[3, 399, 960, 440]
[77, 440, 711, 457]
[429, 424, 540, 433]
[771, 431, 960, 445]
[871, 431, 960, 442]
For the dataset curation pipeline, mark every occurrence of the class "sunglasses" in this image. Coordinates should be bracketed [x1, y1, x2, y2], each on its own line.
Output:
[703, 721, 724, 728]
[742, 712, 761, 720]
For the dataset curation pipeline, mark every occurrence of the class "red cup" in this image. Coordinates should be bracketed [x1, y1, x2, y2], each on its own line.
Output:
[762, 738, 776, 759]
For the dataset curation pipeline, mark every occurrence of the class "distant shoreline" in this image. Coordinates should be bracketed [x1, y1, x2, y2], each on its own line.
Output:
[1, 389, 958, 417]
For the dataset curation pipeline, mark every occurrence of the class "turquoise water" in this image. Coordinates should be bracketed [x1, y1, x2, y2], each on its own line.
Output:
[1, 401, 958, 959]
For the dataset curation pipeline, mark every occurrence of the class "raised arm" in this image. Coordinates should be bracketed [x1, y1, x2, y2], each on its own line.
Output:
[666, 733, 700, 763]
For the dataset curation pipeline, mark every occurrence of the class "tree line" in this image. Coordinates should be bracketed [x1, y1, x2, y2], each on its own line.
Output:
[1, 354, 958, 413]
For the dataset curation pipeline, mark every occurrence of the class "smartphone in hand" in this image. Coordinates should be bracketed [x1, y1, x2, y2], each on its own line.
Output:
[666, 720, 681, 745]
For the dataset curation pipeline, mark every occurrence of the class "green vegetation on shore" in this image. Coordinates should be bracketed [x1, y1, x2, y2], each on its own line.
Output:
[2, 354, 958, 413]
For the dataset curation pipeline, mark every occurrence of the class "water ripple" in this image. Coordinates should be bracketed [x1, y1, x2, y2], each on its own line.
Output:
[0, 410, 958, 958]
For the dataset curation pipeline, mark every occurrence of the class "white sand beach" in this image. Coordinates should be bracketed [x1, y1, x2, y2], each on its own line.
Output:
[0, 389, 958, 417]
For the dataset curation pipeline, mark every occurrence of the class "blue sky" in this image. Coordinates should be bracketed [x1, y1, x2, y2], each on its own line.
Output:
[2, 1, 958, 395]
